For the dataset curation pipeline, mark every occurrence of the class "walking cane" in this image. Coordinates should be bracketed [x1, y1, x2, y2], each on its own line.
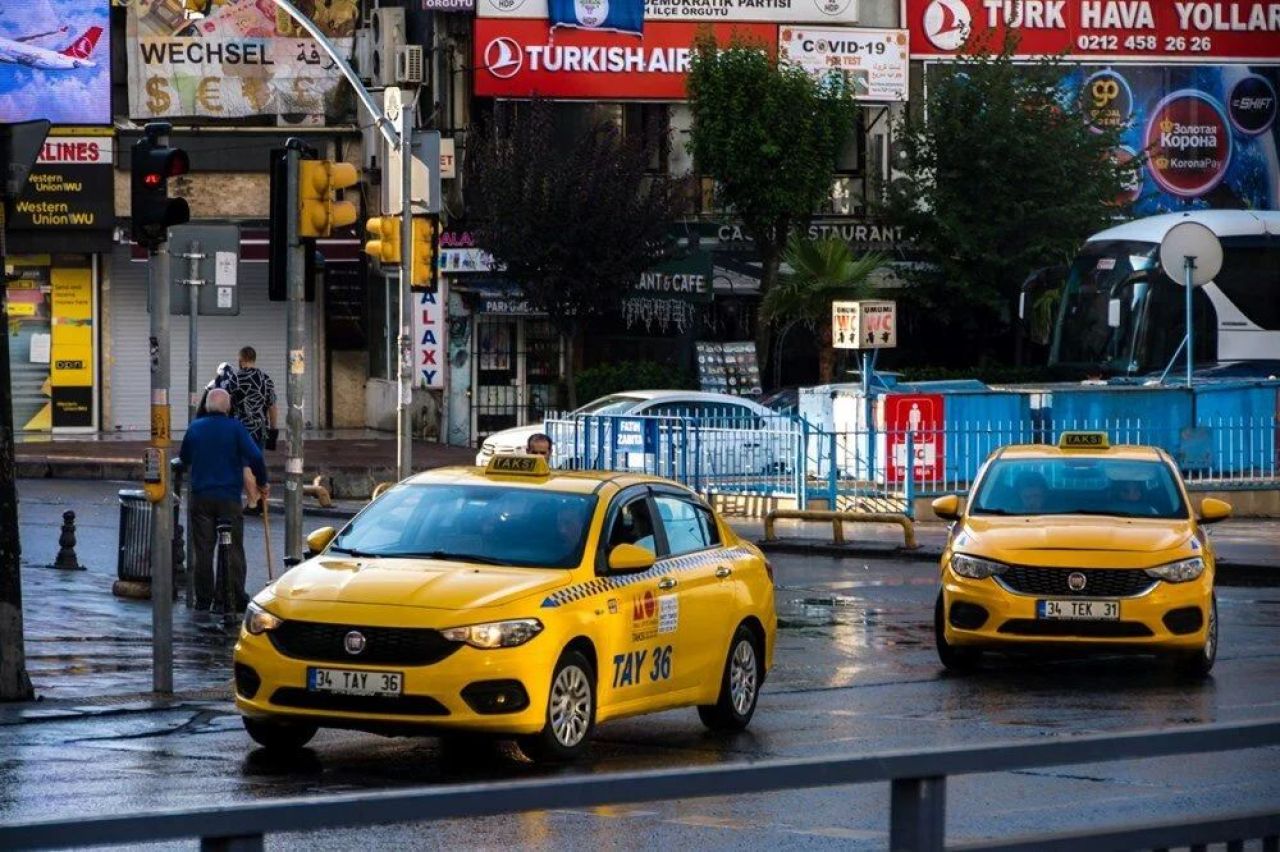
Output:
[261, 499, 275, 582]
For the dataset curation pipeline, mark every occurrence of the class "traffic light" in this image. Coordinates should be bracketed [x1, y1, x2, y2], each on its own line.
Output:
[410, 216, 437, 290]
[131, 123, 189, 249]
[298, 159, 359, 238]
[363, 215, 402, 264]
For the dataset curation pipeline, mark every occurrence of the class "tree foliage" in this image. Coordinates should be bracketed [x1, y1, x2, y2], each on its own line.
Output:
[686, 31, 859, 364]
[762, 236, 884, 383]
[880, 35, 1137, 364]
[465, 101, 685, 406]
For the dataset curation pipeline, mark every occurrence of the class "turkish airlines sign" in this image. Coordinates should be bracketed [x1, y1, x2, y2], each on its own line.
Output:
[907, 0, 1280, 62]
[478, 0, 858, 23]
[474, 20, 777, 99]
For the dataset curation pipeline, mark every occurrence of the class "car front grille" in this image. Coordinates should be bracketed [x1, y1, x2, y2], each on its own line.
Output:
[998, 620, 1154, 639]
[270, 687, 449, 716]
[269, 620, 460, 666]
[997, 566, 1157, 598]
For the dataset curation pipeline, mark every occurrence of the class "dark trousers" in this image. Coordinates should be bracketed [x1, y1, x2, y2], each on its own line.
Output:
[189, 495, 247, 609]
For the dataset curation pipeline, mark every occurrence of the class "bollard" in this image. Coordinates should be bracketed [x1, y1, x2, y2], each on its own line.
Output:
[50, 510, 85, 571]
[215, 520, 235, 622]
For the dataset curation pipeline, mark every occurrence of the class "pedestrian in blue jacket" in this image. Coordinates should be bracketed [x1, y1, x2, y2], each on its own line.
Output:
[179, 388, 269, 612]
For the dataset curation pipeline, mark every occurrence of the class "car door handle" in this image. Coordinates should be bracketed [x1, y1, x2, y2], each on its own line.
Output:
[715, 566, 732, 579]
[658, 577, 677, 590]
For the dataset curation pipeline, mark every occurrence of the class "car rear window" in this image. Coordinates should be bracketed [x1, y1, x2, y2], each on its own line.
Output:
[970, 458, 1187, 519]
[330, 484, 598, 568]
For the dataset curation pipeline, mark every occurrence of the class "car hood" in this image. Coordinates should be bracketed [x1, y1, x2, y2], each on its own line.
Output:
[269, 556, 570, 610]
[483, 424, 545, 450]
[958, 516, 1196, 556]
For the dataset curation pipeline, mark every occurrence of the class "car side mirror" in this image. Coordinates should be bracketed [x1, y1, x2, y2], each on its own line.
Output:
[305, 526, 336, 556]
[1198, 498, 1232, 525]
[608, 544, 656, 574]
[931, 495, 962, 522]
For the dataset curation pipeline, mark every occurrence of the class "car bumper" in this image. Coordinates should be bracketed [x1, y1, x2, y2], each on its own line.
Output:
[233, 630, 551, 736]
[942, 569, 1213, 653]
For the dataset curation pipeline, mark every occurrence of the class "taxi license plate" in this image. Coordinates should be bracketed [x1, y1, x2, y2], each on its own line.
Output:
[1037, 599, 1120, 620]
[307, 667, 403, 697]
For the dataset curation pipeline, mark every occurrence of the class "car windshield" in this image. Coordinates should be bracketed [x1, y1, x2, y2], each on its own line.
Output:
[573, 394, 646, 416]
[970, 457, 1187, 519]
[330, 484, 597, 568]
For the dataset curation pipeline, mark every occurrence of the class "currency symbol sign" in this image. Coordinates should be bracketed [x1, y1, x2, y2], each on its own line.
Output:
[146, 78, 171, 114]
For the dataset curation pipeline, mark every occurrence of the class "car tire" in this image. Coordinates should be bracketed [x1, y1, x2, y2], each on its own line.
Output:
[935, 593, 981, 673]
[243, 716, 317, 751]
[1174, 595, 1217, 680]
[518, 649, 596, 763]
[698, 624, 762, 732]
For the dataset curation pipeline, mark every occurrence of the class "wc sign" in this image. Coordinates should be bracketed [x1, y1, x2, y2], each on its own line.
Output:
[832, 300, 897, 349]
[885, 393, 944, 484]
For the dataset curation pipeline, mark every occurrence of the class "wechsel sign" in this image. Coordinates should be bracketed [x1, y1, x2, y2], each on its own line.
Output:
[779, 27, 909, 101]
[832, 299, 896, 349]
[478, 0, 859, 23]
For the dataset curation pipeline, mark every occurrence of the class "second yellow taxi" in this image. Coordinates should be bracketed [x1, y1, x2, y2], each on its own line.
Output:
[234, 455, 776, 761]
[931, 432, 1230, 679]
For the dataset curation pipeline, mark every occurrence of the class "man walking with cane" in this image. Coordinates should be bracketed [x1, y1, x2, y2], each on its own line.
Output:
[180, 388, 269, 613]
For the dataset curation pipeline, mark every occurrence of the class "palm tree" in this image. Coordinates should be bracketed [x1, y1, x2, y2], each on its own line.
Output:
[761, 236, 885, 384]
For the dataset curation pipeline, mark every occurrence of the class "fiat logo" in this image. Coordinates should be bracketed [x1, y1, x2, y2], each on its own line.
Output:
[1068, 572, 1088, 592]
[344, 631, 366, 655]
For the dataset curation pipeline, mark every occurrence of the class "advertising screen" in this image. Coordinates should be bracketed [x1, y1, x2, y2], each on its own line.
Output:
[0, 0, 111, 125]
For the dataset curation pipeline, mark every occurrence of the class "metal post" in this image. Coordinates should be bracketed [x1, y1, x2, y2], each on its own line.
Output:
[1184, 255, 1194, 389]
[397, 108, 415, 482]
[889, 776, 946, 852]
[149, 245, 174, 695]
[904, 430, 915, 519]
[185, 240, 203, 422]
[863, 351, 876, 487]
[284, 146, 305, 563]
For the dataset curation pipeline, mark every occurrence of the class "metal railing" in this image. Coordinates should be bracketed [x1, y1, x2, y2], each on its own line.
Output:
[1, 719, 1276, 851]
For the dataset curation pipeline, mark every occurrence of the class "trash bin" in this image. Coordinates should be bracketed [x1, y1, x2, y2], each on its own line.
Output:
[116, 489, 183, 582]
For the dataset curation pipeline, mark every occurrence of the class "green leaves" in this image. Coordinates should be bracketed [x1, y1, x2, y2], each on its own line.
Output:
[762, 235, 884, 328]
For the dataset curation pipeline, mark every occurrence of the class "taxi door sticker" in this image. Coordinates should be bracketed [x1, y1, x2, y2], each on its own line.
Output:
[631, 591, 678, 642]
[612, 645, 673, 688]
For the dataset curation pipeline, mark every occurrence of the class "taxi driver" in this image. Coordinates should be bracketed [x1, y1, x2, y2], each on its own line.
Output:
[1014, 471, 1048, 514]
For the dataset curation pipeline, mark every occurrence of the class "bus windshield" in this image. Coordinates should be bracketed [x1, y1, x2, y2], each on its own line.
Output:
[1050, 240, 1158, 374]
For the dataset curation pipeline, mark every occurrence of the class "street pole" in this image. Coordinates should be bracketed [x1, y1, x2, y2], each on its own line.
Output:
[284, 145, 306, 563]
[397, 108, 415, 482]
[1184, 255, 1194, 389]
[149, 244, 174, 695]
[185, 241, 203, 422]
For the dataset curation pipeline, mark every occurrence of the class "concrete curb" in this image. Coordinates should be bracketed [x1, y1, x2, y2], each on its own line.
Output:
[756, 540, 1279, 587]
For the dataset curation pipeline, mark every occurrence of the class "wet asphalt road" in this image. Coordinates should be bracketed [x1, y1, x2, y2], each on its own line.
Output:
[5, 479, 1280, 849]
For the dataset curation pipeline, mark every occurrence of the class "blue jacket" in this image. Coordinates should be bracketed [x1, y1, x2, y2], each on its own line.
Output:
[179, 413, 268, 502]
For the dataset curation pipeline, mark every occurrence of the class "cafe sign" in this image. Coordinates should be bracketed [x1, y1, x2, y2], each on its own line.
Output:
[633, 251, 713, 303]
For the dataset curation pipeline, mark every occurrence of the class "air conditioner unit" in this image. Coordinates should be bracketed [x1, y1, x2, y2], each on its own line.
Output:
[353, 28, 374, 83]
[371, 7, 406, 88]
[397, 45, 425, 86]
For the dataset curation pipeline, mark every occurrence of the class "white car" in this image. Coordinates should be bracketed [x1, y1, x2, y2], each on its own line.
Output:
[475, 390, 792, 480]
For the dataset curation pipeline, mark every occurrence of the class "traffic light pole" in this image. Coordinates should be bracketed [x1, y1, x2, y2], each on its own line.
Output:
[397, 109, 415, 482]
[149, 244, 174, 695]
[284, 146, 306, 563]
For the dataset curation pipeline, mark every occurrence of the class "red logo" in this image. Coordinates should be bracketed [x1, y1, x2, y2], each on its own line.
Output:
[1144, 91, 1231, 199]
[922, 0, 971, 51]
[632, 590, 656, 620]
[484, 37, 523, 79]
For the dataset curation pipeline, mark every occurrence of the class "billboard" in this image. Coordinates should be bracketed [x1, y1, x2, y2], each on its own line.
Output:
[907, 0, 1280, 63]
[127, 0, 357, 120]
[0, 0, 111, 125]
[478, 0, 860, 23]
[9, 131, 114, 232]
[474, 20, 777, 99]
[1059, 64, 1279, 213]
[779, 27, 909, 101]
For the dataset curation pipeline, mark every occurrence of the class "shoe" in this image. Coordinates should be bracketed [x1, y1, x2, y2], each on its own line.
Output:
[243, 503, 260, 516]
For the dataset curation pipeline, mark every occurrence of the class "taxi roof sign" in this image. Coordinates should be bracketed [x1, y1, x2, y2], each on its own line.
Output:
[486, 454, 551, 477]
[1059, 431, 1110, 450]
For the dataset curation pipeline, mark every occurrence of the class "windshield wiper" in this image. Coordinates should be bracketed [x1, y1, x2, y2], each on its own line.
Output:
[971, 507, 1014, 515]
[403, 550, 509, 566]
[327, 545, 379, 558]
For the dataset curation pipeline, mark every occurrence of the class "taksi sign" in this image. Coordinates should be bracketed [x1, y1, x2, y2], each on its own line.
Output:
[779, 27, 910, 101]
[831, 300, 896, 349]
[907, 0, 1280, 62]
[478, 0, 858, 22]
[474, 20, 777, 98]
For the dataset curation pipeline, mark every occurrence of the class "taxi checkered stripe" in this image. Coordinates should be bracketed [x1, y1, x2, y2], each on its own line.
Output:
[541, 546, 753, 608]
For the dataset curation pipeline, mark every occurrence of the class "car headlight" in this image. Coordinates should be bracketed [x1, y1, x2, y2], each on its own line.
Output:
[950, 554, 1009, 580]
[441, 618, 543, 649]
[244, 601, 283, 635]
[1145, 557, 1205, 583]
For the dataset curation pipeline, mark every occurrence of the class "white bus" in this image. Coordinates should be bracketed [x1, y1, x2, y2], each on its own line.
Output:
[1048, 210, 1280, 378]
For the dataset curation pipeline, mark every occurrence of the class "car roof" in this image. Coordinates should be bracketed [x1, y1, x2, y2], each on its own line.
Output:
[997, 444, 1167, 462]
[402, 466, 690, 495]
[1088, 209, 1280, 244]
[617, 390, 765, 406]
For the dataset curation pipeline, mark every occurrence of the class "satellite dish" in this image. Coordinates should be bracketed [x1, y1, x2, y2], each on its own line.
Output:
[1159, 221, 1222, 288]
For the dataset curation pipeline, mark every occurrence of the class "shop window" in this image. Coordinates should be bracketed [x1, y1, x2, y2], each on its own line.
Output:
[623, 103, 670, 173]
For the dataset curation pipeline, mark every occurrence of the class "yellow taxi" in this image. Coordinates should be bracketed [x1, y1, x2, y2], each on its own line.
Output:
[233, 455, 776, 761]
[931, 432, 1231, 679]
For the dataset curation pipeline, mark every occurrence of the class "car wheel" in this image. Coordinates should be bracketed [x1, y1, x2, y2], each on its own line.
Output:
[935, 593, 981, 673]
[518, 650, 595, 763]
[1174, 595, 1217, 680]
[243, 716, 317, 751]
[698, 624, 762, 732]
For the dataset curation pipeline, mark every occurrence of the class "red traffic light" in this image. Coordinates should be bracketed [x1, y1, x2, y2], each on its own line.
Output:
[143, 173, 162, 187]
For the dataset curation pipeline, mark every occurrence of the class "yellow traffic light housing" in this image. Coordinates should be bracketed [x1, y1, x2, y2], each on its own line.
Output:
[363, 215, 402, 264]
[298, 159, 359, 238]
[411, 216, 437, 290]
